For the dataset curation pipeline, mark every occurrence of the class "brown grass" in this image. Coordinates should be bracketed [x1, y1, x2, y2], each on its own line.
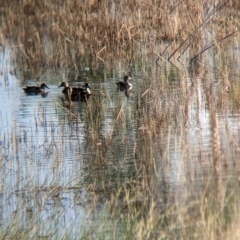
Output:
[1, 0, 239, 69]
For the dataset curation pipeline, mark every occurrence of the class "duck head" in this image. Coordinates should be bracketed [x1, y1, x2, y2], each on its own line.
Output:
[84, 83, 91, 94]
[58, 82, 69, 88]
[40, 83, 50, 89]
[124, 76, 131, 83]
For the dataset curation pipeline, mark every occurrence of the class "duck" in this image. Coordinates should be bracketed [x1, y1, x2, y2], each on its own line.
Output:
[71, 83, 91, 102]
[116, 76, 132, 91]
[23, 83, 50, 95]
[58, 82, 92, 102]
[58, 82, 73, 101]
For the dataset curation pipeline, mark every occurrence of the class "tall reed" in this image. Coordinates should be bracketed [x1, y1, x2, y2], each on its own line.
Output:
[1, 0, 238, 68]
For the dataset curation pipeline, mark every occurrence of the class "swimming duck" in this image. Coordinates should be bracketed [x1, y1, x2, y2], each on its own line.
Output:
[23, 83, 50, 95]
[116, 76, 132, 91]
[71, 83, 92, 102]
[58, 82, 91, 102]
[58, 82, 73, 101]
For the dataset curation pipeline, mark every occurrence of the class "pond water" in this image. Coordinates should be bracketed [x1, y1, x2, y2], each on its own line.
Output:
[1, 42, 240, 238]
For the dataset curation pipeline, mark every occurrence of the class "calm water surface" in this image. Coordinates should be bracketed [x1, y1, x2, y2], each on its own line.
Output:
[1, 44, 240, 237]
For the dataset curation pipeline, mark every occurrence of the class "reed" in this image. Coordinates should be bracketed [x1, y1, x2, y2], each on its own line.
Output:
[1, 0, 239, 69]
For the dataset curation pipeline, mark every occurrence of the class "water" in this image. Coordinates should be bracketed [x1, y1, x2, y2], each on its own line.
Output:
[1, 42, 240, 238]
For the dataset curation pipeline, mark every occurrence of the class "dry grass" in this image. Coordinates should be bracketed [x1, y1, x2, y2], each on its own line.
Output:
[1, 0, 239, 69]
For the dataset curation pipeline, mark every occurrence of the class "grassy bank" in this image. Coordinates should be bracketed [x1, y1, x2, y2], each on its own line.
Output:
[1, 0, 239, 68]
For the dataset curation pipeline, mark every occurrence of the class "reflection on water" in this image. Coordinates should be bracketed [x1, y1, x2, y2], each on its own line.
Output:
[1, 43, 240, 238]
